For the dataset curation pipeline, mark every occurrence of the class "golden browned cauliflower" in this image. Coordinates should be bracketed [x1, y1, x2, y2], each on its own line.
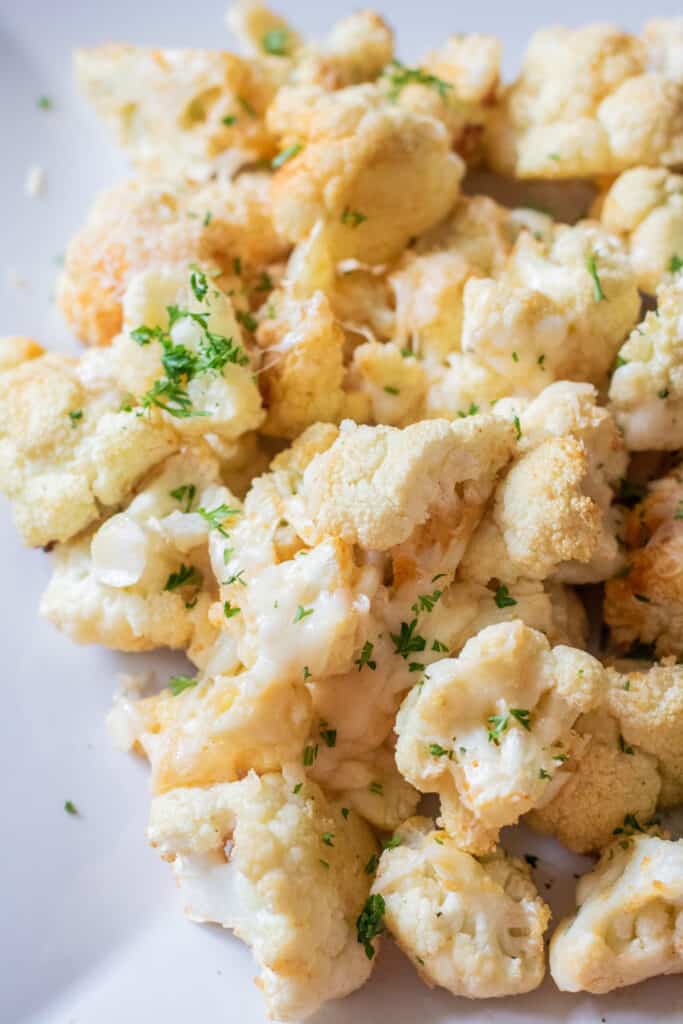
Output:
[268, 83, 463, 266]
[604, 465, 683, 658]
[527, 709, 661, 854]
[148, 771, 379, 1021]
[487, 24, 683, 179]
[58, 173, 287, 347]
[597, 167, 683, 294]
[372, 817, 550, 997]
[395, 620, 606, 853]
[460, 382, 627, 585]
[607, 660, 683, 806]
[609, 278, 683, 450]
[550, 835, 683, 993]
[39, 444, 230, 659]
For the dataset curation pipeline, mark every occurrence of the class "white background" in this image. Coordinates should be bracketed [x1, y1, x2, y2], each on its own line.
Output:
[2, 2, 683, 1022]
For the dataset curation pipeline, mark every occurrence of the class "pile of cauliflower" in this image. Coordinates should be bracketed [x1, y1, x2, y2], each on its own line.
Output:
[4, 3, 683, 1019]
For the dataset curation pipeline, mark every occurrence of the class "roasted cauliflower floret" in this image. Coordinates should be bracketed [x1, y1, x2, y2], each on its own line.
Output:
[487, 24, 683, 179]
[550, 835, 683, 993]
[148, 771, 378, 1021]
[461, 382, 626, 585]
[290, 415, 515, 551]
[607, 661, 683, 806]
[395, 621, 606, 853]
[527, 709, 661, 855]
[75, 43, 277, 178]
[256, 290, 349, 438]
[39, 445, 229, 658]
[604, 465, 683, 658]
[609, 278, 683, 450]
[58, 173, 287, 347]
[372, 817, 550, 996]
[597, 167, 683, 294]
[348, 341, 426, 427]
[268, 83, 463, 265]
[122, 663, 312, 794]
[0, 351, 176, 547]
[644, 18, 683, 81]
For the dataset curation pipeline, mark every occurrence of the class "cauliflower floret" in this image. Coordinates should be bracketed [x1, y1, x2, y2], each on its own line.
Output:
[0, 335, 43, 372]
[39, 444, 230, 658]
[607, 661, 683, 806]
[348, 341, 426, 427]
[58, 174, 287, 347]
[461, 382, 627, 585]
[598, 167, 683, 294]
[527, 709, 661, 854]
[609, 278, 683, 450]
[395, 621, 606, 853]
[127, 663, 312, 794]
[487, 24, 683, 179]
[268, 83, 463, 266]
[148, 771, 378, 1021]
[75, 43, 277, 178]
[604, 466, 683, 658]
[644, 18, 683, 81]
[0, 351, 177, 547]
[372, 817, 550, 996]
[256, 290, 350, 438]
[290, 415, 515, 551]
[108, 266, 265, 442]
[550, 835, 683, 993]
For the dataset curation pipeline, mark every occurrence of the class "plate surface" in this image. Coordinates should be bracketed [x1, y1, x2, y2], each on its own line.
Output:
[2, 2, 683, 1022]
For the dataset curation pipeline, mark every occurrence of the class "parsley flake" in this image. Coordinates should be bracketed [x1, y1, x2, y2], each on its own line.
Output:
[68, 409, 83, 427]
[198, 504, 240, 536]
[494, 584, 517, 608]
[384, 59, 452, 101]
[391, 619, 426, 659]
[164, 563, 202, 592]
[168, 675, 199, 696]
[586, 252, 607, 302]
[669, 254, 683, 274]
[223, 601, 241, 619]
[293, 605, 314, 623]
[64, 800, 78, 815]
[303, 743, 319, 767]
[355, 640, 377, 672]
[170, 483, 196, 512]
[341, 206, 367, 228]
[272, 143, 302, 169]
[356, 894, 385, 959]
[261, 27, 289, 55]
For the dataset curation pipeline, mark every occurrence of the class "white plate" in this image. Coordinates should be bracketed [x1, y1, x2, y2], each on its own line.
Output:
[2, 2, 683, 1022]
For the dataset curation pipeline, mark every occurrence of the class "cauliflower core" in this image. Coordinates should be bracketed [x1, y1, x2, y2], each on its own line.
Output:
[395, 620, 606, 853]
[148, 772, 378, 1021]
[550, 835, 683, 993]
[372, 817, 550, 997]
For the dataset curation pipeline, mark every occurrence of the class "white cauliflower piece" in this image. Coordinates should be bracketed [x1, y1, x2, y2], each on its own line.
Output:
[268, 83, 463, 266]
[0, 350, 176, 547]
[148, 771, 378, 1021]
[598, 167, 683, 294]
[527, 709, 661, 854]
[461, 382, 627, 585]
[290, 415, 515, 551]
[128, 663, 313, 795]
[58, 173, 288, 347]
[372, 817, 550, 996]
[644, 18, 683, 81]
[487, 24, 683, 179]
[75, 43, 277, 178]
[604, 465, 683, 658]
[39, 444, 229, 658]
[609, 278, 683, 450]
[348, 341, 427, 427]
[550, 835, 683, 993]
[395, 620, 606, 853]
[607, 660, 683, 806]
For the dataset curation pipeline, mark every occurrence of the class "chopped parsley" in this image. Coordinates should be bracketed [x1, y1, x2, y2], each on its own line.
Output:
[383, 59, 452, 101]
[368, 781, 383, 795]
[254, 271, 273, 293]
[355, 640, 377, 671]
[189, 265, 208, 301]
[539, 768, 551, 780]
[303, 743, 319, 767]
[432, 639, 449, 652]
[383, 835, 403, 849]
[586, 252, 607, 302]
[293, 605, 314, 623]
[164, 563, 202, 592]
[221, 114, 237, 126]
[487, 712, 509, 745]
[202, 211, 213, 227]
[237, 96, 256, 117]
[68, 409, 83, 427]
[669, 254, 683, 274]
[356, 893, 386, 959]
[168, 675, 199, 696]
[261, 27, 290, 55]
[364, 853, 380, 875]
[319, 859, 330, 869]
[236, 309, 258, 332]
[170, 483, 196, 512]
[429, 743, 451, 758]
[391, 619, 426, 659]
[383, 385, 400, 395]
[341, 807, 350, 819]
[138, 378, 195, 418]
[618, 734, 635, 755]
[303, 666, 311, 680]
[510, 708, 532, 730]
[37, 95, 52, 110]
[198, 504, 240, 536]
[319, 720, 337, 748]
[64, 800, 78, 815]
[613, 813, 645, 836]
[513, 415, 522, 440]
[224, 569, 246, 587]
[223, 601, 241, 619]
[271, 143, 302, 169]
[341, 206, 367, 228]
[457, 402, 479, 417]
[494, 584, 516, 609]
[411, 589, 443, 615]
[512, 351, 519, 363]
[321, 832, 335, 847]
[293, 782, 303, 794]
